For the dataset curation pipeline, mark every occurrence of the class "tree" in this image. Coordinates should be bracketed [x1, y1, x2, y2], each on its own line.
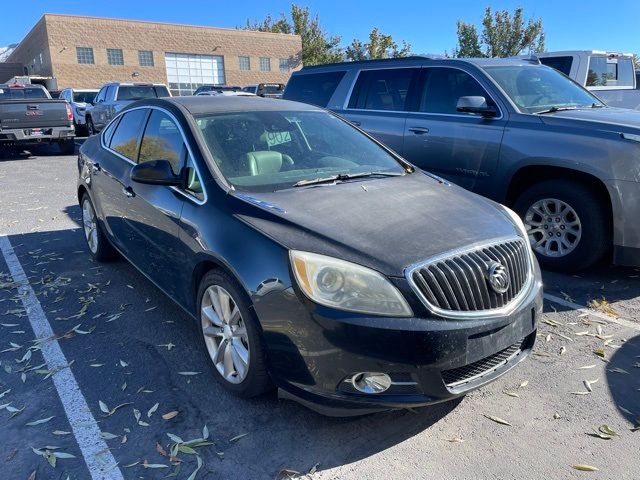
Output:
[244, 5, 342, 66]
[454, 7, 545, 58]
[344, 28, 411, 61]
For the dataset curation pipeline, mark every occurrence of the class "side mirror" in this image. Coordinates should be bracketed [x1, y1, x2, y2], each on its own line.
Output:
[456, 96, 498, 117]
[130, 160, 182, 186]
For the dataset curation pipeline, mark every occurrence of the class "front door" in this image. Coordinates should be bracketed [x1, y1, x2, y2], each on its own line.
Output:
[402, 67, 507, 191]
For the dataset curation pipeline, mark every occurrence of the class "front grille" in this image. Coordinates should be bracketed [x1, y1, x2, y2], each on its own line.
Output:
[410, 238, 530, 314]
[442, 339, 524, 388]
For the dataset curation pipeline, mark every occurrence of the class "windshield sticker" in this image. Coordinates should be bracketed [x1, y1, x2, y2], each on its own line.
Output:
[265, 131, 291, 147]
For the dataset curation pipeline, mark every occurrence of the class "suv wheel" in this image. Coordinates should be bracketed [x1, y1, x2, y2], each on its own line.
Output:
[197, 270, 271, 398]
[514, 179, 610, 271]
[81, 193, 116, 261]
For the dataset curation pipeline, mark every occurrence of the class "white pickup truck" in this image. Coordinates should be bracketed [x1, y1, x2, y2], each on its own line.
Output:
[537, 50, 640, 110]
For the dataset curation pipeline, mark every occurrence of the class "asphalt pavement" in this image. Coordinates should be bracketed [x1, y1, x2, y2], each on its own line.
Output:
[0, 144, 638, 480]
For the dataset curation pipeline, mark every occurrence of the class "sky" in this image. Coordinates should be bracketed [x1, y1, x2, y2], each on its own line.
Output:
[2, 0, 640, 55]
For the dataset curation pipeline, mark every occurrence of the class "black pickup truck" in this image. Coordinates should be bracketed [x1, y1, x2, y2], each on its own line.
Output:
[0, 83, 75, 154]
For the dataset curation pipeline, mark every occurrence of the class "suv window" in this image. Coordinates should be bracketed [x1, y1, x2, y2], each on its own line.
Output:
[348, 68, 417, 111]
[587, 56, 634, 87]
[419, 67, 492, 115]
[0, 86, 49, 99]
[539, 56, 573, 76]
[117, 85, 171, 101]
[139, 110, 186, 174]
[109, 109, 149, 161]
[283, 71, 346, 107]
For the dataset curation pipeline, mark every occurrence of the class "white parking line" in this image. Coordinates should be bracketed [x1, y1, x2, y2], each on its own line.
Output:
[544, 293, 640, 331]
[0, 235, 124, 480]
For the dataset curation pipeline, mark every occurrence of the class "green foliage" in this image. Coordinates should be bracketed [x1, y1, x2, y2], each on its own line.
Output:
[454, 6, 545, 58]
[344, 28, 412, 61]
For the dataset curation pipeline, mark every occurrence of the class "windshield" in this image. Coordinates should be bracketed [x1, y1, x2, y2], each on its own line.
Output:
[196, 110, 405, 192]
[74, 91, 97, 104]
[0, 86, 48, 99]
[484, 65, 603, 114]
[117, 85, 170, 101]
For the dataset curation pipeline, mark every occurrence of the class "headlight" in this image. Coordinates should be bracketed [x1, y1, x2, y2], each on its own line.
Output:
[500, 205, 528, 238]
[290, 250, 413, 317]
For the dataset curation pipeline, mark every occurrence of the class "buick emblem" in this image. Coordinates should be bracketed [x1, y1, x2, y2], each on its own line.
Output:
[487, 262, 510, 294]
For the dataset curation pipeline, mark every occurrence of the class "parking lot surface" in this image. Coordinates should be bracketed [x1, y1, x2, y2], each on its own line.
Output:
[0, 145, 639, 480]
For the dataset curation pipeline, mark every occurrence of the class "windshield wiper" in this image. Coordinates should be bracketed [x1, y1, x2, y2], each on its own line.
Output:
[534, 106, 578, 115]
[292, 171, 404, 188]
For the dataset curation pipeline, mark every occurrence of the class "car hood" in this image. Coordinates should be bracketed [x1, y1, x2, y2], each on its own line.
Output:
[230, 173, 520, 277]
[539, 106, 640, 131]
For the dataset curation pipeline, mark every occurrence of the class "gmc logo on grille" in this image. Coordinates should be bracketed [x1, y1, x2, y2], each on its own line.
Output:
[25, 111, 43, 116]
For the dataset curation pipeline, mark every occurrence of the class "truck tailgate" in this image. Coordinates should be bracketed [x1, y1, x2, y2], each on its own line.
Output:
[0, 100, 70, 129]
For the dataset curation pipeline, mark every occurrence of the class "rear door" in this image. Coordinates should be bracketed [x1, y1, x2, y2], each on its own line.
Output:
[402, 66, 507, 191]
[90, 86, 109, 130]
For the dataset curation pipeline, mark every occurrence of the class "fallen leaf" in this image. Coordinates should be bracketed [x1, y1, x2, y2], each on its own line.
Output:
[229, 433, 249, 442]
[599, 425, 619, 437]
[100, 432, 119, 440]
[156, 442, 167, 457]
[446, 436, 464, 443]
[519, 380, 529, 388]
[483, 414, 512, 426]
[578, 364, 597, 370]
[162, 411, 179, 420]
[177, 371, 200, 376]
[503, 391, 519, 398]
[26, 416, 55, 426]
[572, 464, 599, 472]
[147, 402, 159, 418]
[608, 367, 629, 375]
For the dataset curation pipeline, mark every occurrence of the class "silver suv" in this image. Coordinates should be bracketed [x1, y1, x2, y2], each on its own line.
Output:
[284, 57, 640, 271]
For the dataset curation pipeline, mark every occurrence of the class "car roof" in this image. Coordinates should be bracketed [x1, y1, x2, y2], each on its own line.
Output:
[140, 96, 324, 115]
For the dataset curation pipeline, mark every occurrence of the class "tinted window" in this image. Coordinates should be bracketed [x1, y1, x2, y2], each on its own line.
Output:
[105, 86, 116, 101]
[283, 71, 346, 107]
[540, 56, 573, 76]
[184, 156, 204, 201]
[196, 110, 404, 192]
[102, 116, 121, 146]
[0, 86, 48, 99]
[348, 68, 417, 111]
[139, 110, 186, 174]
[74, 91, 97, 104]
[419, 68, 491, 114]
[109, 109, 148, 161]
[94, 87, 107, 103]
[117, 85, 170, 101]
[587, 56, 635, 87]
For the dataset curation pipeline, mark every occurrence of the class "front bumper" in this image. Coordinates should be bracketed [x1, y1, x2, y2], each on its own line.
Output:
[255, 264, 543, 416]
[0, 126, 75, 144]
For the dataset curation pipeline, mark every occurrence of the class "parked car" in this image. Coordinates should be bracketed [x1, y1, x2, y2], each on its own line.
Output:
[59, 88, 98, 135]
[86, 82, 170, 134]
[0, 83, 75, 154]
[193, 85, 242, 95]
[77, 96, 542, 415]
[537, 51, 640, 110]
[283, 57, 640, 271]
[195, 91, 256, 97]
[242, 83, 285, 98]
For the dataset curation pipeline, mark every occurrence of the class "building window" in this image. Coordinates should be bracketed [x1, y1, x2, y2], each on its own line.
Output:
[107, 48, 124, 65]
[238, 56, 250, 71]
[76, 47, 94, 65]
[279, 58, 290, 72]
[165, 52, 225, 96]
[260, 57, 271, 72]
[138, 50, 154, 67]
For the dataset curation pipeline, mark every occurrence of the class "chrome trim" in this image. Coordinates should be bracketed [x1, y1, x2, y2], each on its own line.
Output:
[445, 345, 524, 389]
[405, 236, 534, 319]
[99, 105, 208, 205]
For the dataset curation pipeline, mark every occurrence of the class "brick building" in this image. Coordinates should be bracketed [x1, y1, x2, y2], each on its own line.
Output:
[6, 14, 302, 94]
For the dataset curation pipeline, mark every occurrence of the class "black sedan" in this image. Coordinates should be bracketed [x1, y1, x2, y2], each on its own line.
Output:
[77, 96, 543, 415]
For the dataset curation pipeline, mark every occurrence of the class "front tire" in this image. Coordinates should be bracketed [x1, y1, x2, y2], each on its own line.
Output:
[197, 270, 272, 398]
[81, 193, 116, 262]
[514, 179, 610, 271]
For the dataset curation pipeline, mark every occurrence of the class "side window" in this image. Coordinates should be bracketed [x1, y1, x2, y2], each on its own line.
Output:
[108, 109, 149, 161]
[102, 116, 121, 146]
[105, 86, 116, 101]
[348, 68, 417, 111]
[539, 56, 573, 76]
[94, 87, 106, 103]
[138, 110, 185, 174]
[184, 156, 204, 201]
[283, 71, 346, 107]
[419, 67, 493, 115]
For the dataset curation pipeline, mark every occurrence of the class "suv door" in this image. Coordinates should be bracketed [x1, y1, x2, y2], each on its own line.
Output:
[402, 66, 507, 191]
[341, 67, 419, 154]
[92, 108, 150, 255]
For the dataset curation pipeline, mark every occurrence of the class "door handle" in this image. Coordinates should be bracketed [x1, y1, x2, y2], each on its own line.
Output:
[408, 127, 430, 135]
[122, 186, 135, 198]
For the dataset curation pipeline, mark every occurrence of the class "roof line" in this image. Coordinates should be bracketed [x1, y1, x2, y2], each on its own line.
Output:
[41, 13, 299, 37]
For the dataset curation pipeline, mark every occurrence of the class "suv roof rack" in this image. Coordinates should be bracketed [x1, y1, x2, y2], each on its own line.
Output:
[300, 56, 432, 70]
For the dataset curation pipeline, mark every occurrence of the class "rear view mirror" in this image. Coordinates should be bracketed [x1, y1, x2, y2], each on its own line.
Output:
[130, 160, 182, 186]
[456, 96, 498, 117]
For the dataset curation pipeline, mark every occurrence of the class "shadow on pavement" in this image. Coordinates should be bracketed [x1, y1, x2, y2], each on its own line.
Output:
[606, 333, 640, 427]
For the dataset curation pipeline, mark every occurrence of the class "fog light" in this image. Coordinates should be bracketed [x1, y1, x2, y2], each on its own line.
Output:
[351, 372, 392, 394]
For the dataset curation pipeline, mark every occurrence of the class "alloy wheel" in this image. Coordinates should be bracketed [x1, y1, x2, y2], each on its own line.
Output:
[524, 198, 581, 258]
[201, 285, 250, 384]
[82, 198, 98, 254]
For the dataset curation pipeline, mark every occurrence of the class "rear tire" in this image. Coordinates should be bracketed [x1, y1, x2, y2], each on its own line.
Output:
[514, 179, 610, 272]
[58, 139, 75, 155]
[86, 116, 96, 136]
[81, 193, 116, 262]
[197, 270, 272, 398]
